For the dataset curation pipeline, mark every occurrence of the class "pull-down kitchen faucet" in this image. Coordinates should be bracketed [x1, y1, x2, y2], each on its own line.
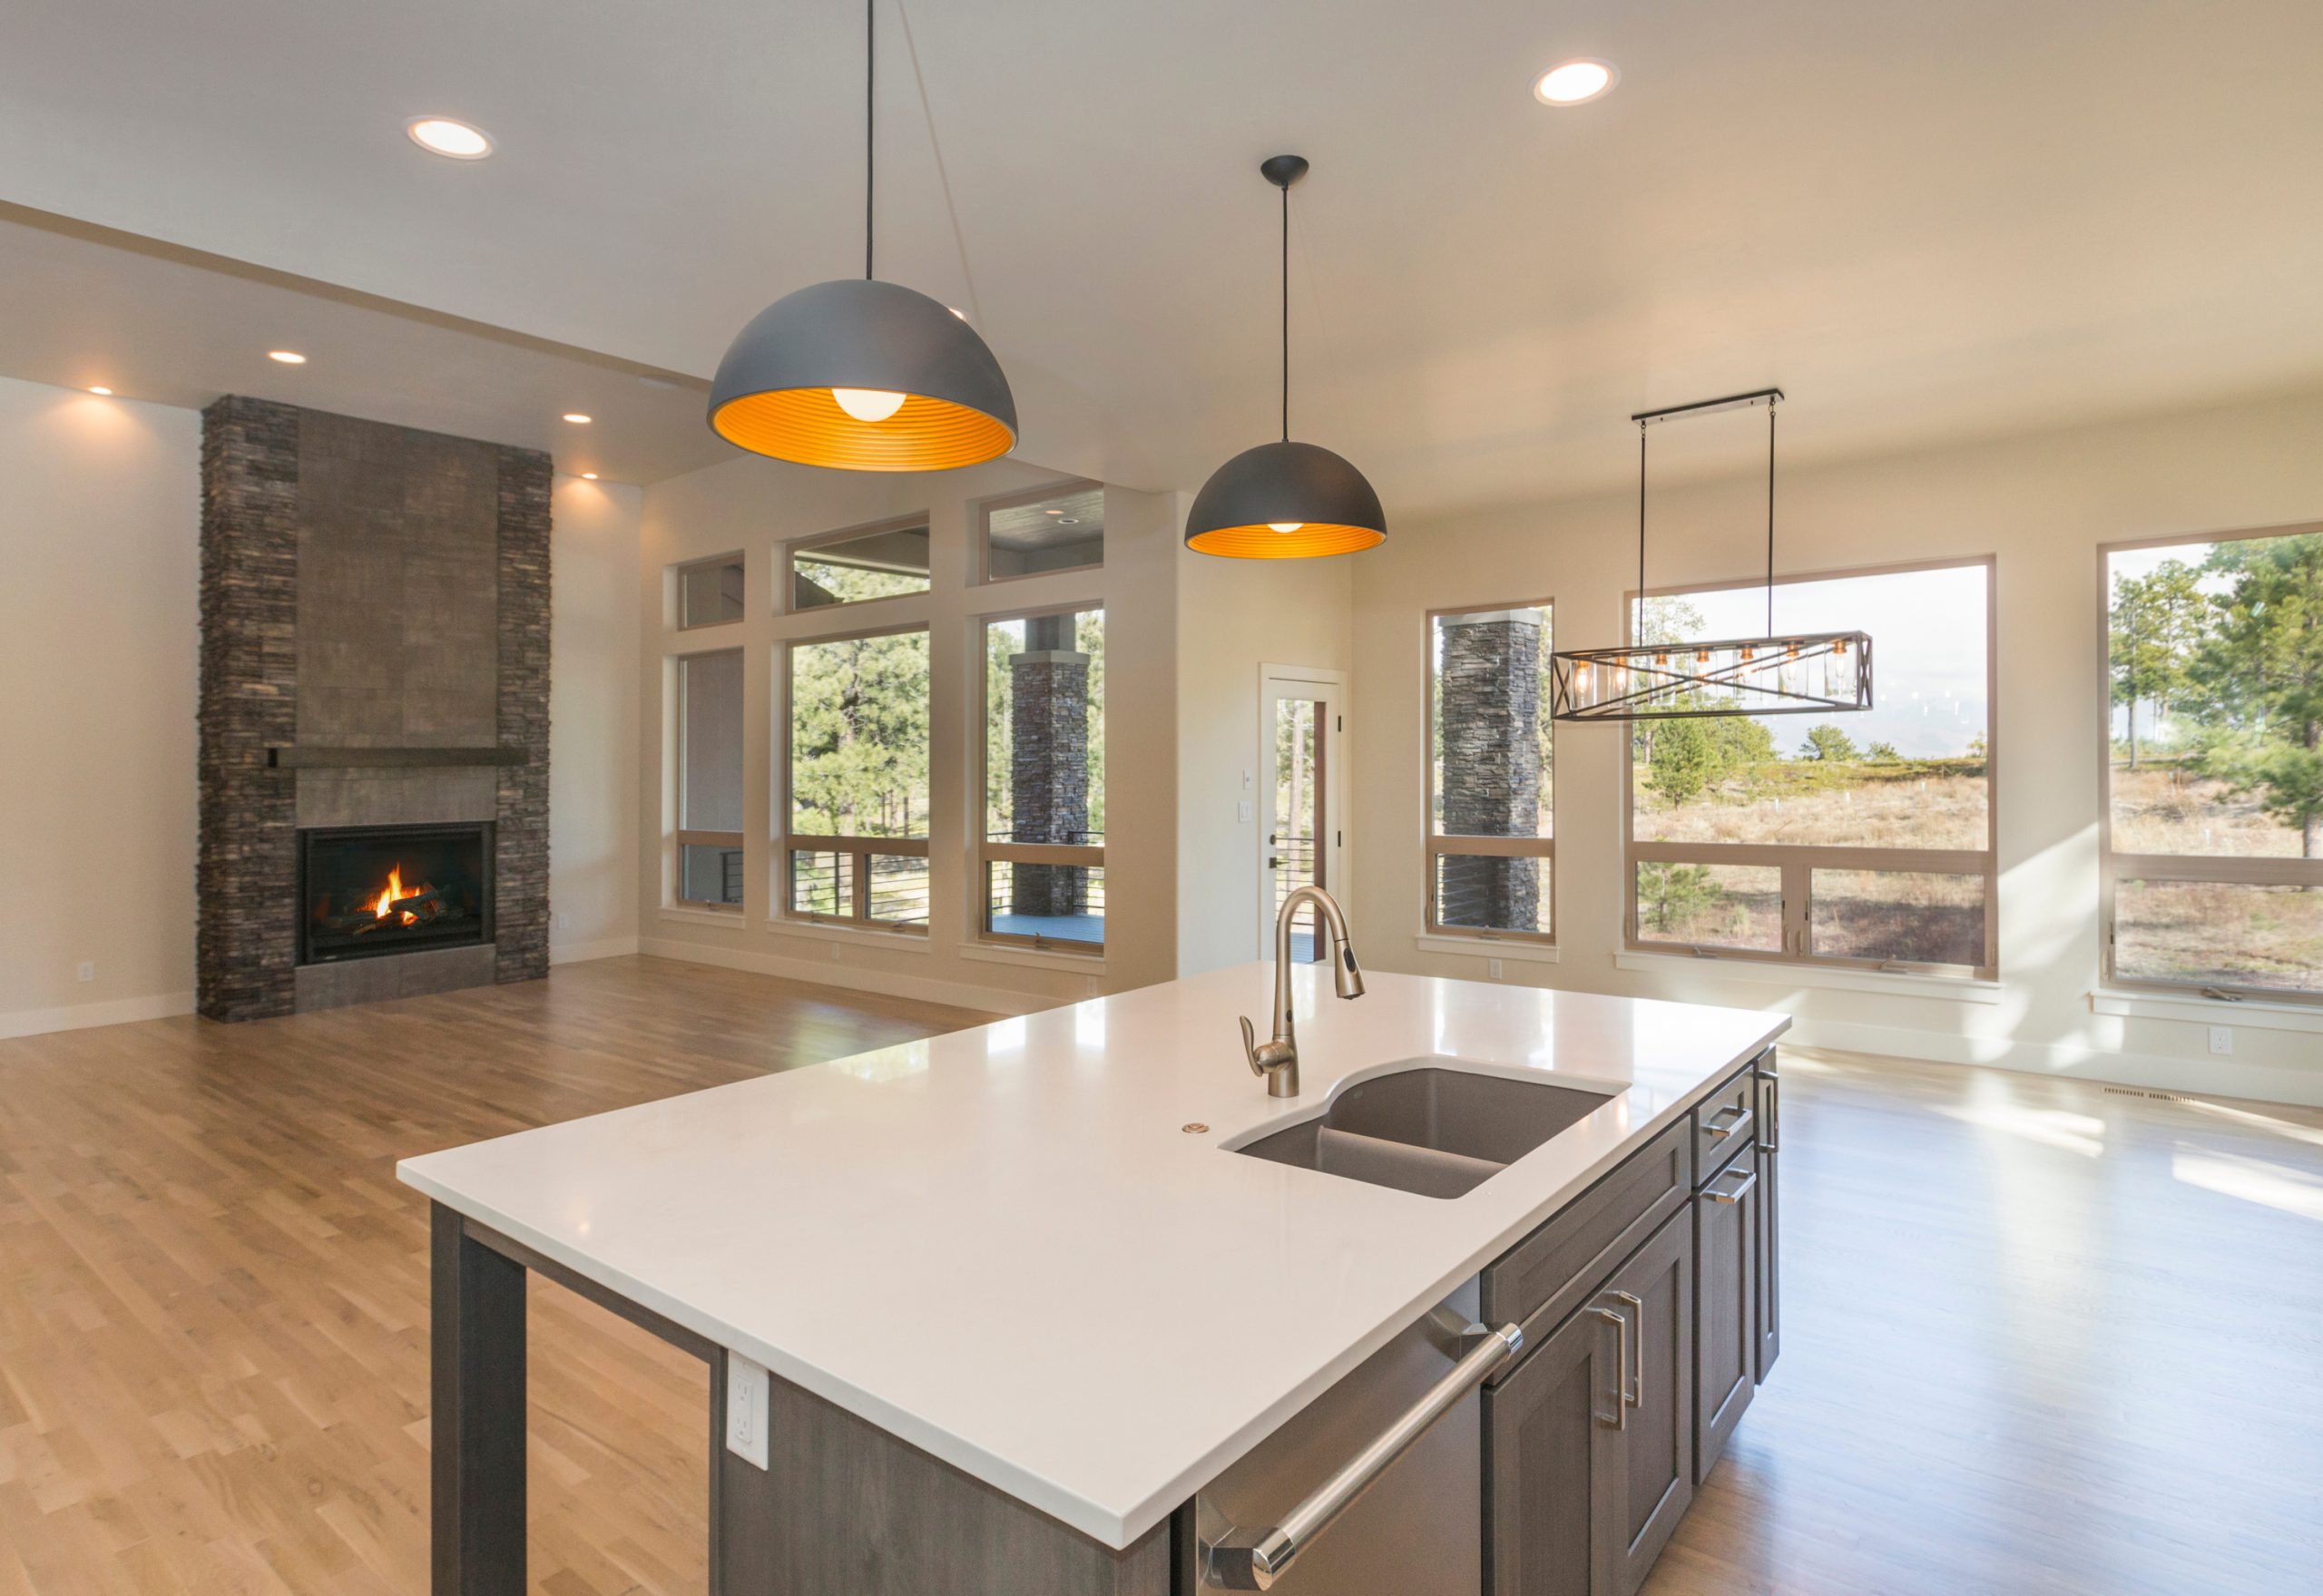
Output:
[1239, 885, 1365, 1099]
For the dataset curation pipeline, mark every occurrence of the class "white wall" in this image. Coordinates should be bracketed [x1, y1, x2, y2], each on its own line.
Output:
[549, 475, 644, 964]
[1350, 388, 2323, 1106]
[0, 378, 645, 1035]
[635, 454, 1178, 1014]
[0, 377, 200, 1034]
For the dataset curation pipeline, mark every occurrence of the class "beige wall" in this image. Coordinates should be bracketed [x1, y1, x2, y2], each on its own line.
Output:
[0, 377, 200, 1033]
[635, 454, 1178, 1013]
[0, 377, 645, 1035]
[1350, 388, 2323, 1105]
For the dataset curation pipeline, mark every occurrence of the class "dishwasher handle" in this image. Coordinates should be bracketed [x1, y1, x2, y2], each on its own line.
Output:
[1204, 1322, 1523, 1591]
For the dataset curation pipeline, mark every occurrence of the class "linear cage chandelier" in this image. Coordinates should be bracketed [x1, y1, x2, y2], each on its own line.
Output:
[1550, 387, 1874, 722]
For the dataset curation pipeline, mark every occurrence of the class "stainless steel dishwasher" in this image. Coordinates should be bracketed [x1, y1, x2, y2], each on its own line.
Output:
[1189, 1281, 1521, 1593]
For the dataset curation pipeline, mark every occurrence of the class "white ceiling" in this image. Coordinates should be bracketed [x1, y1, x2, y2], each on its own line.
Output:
[2, 0, 2319, 511]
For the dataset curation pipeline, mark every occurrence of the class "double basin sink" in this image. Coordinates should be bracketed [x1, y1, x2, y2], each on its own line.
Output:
[1230, 1058, 1617, 1199]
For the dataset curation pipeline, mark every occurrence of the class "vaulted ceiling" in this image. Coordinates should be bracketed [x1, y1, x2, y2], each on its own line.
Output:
[3, 0, 2319, 509]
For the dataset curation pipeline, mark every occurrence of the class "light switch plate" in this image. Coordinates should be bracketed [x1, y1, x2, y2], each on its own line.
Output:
[1488, 958, 1505, 981]
[726, 1351, 769, 1469]
[1237, 799, 1253, 823]
[2208, 1025, 2234, 1056]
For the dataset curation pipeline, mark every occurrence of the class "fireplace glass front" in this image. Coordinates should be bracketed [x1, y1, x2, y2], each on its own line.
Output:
[299, 823, 493, 964]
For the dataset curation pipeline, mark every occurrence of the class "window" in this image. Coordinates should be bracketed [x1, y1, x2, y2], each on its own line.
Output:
[2102, 527, 2323, 1001]
[979, 606, 1104, 950]
[978, 482, 1104, 583]
[782, 627, 931, 930]
[675, 649, 745, 907]
[1625, 560, 1995, 975]
[677, 553, 746, 629]
[1427, 603, 1554, 940]
[789, 518, 931, 611]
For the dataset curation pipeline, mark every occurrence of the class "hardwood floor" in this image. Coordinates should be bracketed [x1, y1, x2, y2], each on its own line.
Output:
[4, 960, 2318, 1594]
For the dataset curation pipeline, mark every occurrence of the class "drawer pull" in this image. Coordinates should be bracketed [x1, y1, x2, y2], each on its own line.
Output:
[1704, 1104, 1752, 1141]
[1707, 1167, 1759, 1205]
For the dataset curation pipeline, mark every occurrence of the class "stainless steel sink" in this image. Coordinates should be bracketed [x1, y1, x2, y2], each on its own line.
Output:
[1230, 1060, 1616, 1199]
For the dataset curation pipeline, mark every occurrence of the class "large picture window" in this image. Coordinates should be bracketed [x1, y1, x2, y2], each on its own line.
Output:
[675, 648, 745, 908]
[783, 627, 931, 929]
[978, 606, 1104, 951]
[2102, 527, 2323, 1000]
[1426, 602, 1554, 941]
[1625, 560, 1995, 975]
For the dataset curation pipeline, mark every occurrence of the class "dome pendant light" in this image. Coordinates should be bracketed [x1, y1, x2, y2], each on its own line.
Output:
[708, 0, 1016, 472]
[1185, 155, 1387, 559]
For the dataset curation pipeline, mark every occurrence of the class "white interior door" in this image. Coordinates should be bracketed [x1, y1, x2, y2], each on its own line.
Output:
[1260, 667, 1348, 962]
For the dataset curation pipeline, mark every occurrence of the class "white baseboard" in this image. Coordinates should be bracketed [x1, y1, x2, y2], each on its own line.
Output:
[637, 937, 1054, 1018]
[551, 935, 642, 965]
[0, 991, 196, 1042]
[1779, 1013, 2323, 1109]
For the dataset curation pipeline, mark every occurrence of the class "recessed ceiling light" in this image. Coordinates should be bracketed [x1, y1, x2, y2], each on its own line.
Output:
[1043, 508, 1063, 515]
[1533, 59, 1619, 106]
[87, 385, 113, 396]
[580, 472, 599, 480]
[407, 116, 494, 160]
[1057, 517, 1082, 525]
[269, 349, 307, 365]
[563, 412, 593, 425]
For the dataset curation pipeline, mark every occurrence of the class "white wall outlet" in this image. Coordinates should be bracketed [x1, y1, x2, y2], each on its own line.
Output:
[726, 1351, 769, 1469]
[2208, 1025, 2234, 1056]
[1487, 958, 1505, 981]
[1237, 798, 1253, 824]
[556, 911, 570, 930]
[76, 962, 95, 984]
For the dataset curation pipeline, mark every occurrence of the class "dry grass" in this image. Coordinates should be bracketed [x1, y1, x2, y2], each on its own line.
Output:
[2116, 878, 2323, 993]
[2109, 762, 2305, 857]
[1635, 765, 1988, 851]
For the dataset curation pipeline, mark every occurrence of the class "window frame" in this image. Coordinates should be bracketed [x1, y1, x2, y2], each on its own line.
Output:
[782, 513, 934, 616]
[1621, 554, 2000, 980]
[973, 599, 1105, 955]
[2097, 523, 2323, 1006]
[776, 620, 935, 935]
[673, 551, 748, 632]
[972, 478, 1106, 588]
[1422, 598, 1556, 945]
[673, 645, 747, 912]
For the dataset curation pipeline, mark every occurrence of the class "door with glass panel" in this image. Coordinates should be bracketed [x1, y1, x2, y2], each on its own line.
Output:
[1261, 670, 1346, 962]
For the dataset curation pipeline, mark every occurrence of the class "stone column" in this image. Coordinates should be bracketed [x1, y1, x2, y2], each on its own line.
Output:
[1009, 615, 1090, 917]
[1438, 610, 1542, 930]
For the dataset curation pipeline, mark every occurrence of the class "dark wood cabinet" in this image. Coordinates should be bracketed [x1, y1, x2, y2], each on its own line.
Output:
[1755, 1065, 1781, 1383]
[1485, 1211, 1694, 1596]
[1693, 1158, 1759, 1478]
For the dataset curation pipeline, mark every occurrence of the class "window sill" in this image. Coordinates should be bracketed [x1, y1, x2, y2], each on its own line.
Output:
[1613, 949, 2004, 1004]
[661, 905, 745, 927]
[1415, 934, 1560, 965]
[2091, 987, 2323, 1034]
[958, 941, 1105, 974]
[766, 916, 933, 955]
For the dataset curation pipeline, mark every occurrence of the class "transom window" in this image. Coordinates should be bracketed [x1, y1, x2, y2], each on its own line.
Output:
[2103, 526, 2323, 1001]
[1426, 602, 1554, 941]
[782, 626, 932, 930]
[1624, 560, 1995, 976]
[978, 482, 1104, 583]
[979, 606, 1104, 951]
[788, 518, 931, 611]
[676, 553, 745, 630]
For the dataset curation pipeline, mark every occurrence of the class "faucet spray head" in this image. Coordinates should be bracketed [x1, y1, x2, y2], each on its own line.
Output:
[1333, 942, 1366, 1001]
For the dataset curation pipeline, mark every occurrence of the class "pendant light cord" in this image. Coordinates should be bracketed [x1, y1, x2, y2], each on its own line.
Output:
[1764, 397, 1777, 633]
[1636, 421, 1648, 643]
[1279, 178, 1290, 442]
[865, 0, 876, 279]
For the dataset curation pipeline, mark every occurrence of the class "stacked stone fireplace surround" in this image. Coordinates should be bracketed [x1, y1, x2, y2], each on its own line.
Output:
[197, 397, 550, 1021]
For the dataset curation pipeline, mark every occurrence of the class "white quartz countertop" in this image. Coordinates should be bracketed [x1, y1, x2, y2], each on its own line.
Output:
[397, 965, 1785, 1550]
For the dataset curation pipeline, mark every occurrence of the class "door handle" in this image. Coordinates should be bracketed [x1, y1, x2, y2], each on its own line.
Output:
[1708, 1167, 1759, 1205]
[1587, 1306, 1629, 1430]
[1611, 1289, 1643, 1410]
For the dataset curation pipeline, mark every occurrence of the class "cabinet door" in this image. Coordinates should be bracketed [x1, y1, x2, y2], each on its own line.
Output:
[1755, 1073, 1781, 1382]
[1606, 1212, 1693, 1596]
[1485, 1292, 1623, 1596]
[1693, 1162, 1759, 1479]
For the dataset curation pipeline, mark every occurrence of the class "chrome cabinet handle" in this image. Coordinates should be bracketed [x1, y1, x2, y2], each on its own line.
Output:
[1204, 1323, 1523, 1590]
[1587, 1306, 1629, 1431]
[1611, 1289, 1643, 1410]
[1760, 1075, 1779, 1152]
[1705, 1103, 1753, 1142]
[1708, 1167, 1759, 1205]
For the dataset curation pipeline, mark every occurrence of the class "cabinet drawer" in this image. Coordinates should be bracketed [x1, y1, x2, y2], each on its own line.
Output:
[1481, 1117, 1691, 1362]
[1692, 1066, 1757, 1185]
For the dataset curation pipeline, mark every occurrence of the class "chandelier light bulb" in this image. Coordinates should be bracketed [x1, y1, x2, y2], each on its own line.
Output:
[832, 387, 907, 423]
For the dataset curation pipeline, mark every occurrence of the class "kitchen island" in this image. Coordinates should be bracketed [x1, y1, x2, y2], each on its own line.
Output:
[398, 963, 1785, 1595]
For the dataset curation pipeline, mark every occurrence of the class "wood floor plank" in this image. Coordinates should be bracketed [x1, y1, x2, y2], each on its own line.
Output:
[4, 958, 2318, 1593]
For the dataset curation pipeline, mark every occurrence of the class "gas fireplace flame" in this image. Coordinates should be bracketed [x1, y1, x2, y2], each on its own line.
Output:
[372, 865, 422, 925]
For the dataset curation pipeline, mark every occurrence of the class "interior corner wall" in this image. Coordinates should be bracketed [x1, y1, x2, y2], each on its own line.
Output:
[633, 454, 1178, 1015]
[550, 475, 644, 964]
[1175, 534, 1356, 978]
[1348, 387, 2323, 1107]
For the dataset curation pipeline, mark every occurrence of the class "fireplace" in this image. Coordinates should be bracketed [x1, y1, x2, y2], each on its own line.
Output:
[299, 823, 494, 965]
